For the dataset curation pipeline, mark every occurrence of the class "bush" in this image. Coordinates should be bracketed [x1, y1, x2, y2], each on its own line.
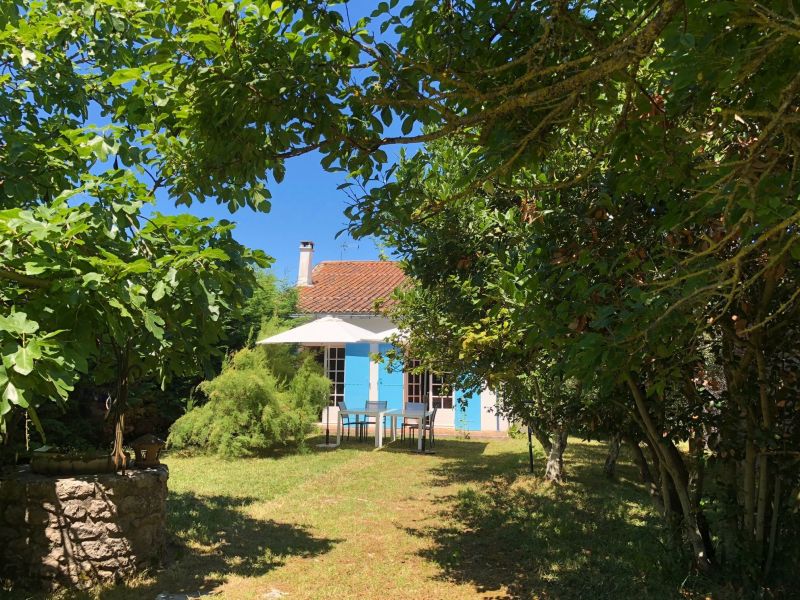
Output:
[167, 347, 329, 458]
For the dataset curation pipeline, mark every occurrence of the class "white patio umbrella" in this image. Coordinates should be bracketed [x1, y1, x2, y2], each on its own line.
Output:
[257, 315, 389, 448]
[256, 315, 380, 345]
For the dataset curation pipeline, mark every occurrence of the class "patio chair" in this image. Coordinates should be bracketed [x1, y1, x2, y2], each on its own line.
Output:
[406, 407, 438, 448]
[337, 401, 359, 441]
[400, 402, 427, 443]
[358, 401, 388, 441]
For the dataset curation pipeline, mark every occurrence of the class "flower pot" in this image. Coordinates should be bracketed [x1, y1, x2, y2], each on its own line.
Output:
[30, 450, 123, 475]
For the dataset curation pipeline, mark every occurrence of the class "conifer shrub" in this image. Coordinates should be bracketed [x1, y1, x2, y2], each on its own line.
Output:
[167, 347, 329, 458]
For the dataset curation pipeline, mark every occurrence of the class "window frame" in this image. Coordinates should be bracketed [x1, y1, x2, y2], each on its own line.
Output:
[324, 345, 346, 407]
[404, 359, 454, 409]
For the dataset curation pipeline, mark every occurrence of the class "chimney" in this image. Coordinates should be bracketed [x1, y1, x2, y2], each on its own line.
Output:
[297, 241, 314, 286]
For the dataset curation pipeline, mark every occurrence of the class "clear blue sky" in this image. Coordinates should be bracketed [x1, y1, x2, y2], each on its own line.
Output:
[152, 148, 390, 284]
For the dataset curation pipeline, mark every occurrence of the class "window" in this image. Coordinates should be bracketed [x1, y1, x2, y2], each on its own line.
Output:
[405, 360, 453, 409]
[406, 359, 426, 403]
[325, 346, 345, 406]
[430, 373, 454, 409]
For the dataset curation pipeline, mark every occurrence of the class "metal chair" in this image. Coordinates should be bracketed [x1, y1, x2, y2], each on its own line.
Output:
[407, 407, 437, 447]
[337, 401, 359, 441]
[358, 401, 387, 441]
[401, 402, 427, 443]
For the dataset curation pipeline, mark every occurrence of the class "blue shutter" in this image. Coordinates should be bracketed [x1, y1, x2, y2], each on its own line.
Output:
[377, 343, 404, 411]
[455, 388, 481, 431]
[343, 343, 370, 407]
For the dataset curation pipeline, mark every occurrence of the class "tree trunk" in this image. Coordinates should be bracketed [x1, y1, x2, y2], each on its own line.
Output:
[755, 347, 775, 558]
[627, 437, 653, 482]
[544, 429, 568, 482]
[764, 476, 782, 577]
[718, 458, 740, 566]
[111, 360, 130, 473]
[625, 436, 666, 513]
[625, 374, 714, 572]
[532, 425, 552, 455]
[603, 432, 622, 479]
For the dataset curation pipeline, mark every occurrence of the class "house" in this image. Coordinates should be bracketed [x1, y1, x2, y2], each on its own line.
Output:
[259, 241, 509, 435]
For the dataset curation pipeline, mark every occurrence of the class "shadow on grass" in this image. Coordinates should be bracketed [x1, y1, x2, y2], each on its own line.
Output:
[90, 491, 338, 599]
[410, 440, 688, 600]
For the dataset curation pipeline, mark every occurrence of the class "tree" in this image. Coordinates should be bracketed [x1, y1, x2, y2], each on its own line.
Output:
[0, 199, 268, 466]
[367, 129, 798, 582]
[223, 271, 298, 352]
[1, 0, 273, 463]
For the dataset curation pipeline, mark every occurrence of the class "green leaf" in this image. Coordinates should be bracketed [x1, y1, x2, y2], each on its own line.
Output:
[186, 33, 223, 54]
[107, 67, 143, 86]
[0, 312, 39, 335]
[23, 259, 48, 275]
[82, 272, 103, 286]
[143, 310, 165, 339]
[85, 135, 116, 162]
[12, 345, 35, 375]
[2, 381, 20, 405]
[152, 280, 167, 301]
[26, 403, 45, 442]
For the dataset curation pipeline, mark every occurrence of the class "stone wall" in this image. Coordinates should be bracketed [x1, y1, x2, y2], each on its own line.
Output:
[0, 465, 168, 590]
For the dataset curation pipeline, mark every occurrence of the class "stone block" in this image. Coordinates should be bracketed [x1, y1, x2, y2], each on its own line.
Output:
[104, 535, 132, 556]
[62, 503, 88, 521]
[40, 555, 62, 572]
[88, 498, 115, 520]
[104, 521, 125, 538]
[118, 494, 145, 517]
[79, 539, 115, 561]
[69, 520, 104, 541]
[45, 525, 68, 544]
[55, 478, 95, 500]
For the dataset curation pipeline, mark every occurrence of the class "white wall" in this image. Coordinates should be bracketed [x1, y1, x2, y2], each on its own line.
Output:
[480, 388, 509, 432]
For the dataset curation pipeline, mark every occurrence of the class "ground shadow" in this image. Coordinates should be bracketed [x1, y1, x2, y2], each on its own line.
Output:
[82, 491, 339, 599]
[425, 440, 530, 487]
[409, 439, 689, 599]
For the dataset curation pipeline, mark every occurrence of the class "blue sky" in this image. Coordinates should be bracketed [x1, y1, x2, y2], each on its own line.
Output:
[151, 149, 389, 284]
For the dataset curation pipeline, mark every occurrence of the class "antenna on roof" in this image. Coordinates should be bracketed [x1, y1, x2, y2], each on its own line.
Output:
[339, 239, 350, 260]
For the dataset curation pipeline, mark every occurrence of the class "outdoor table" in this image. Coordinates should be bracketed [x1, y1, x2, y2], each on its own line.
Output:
[336, 406, 396, 449]
[388, 407, 433, 453]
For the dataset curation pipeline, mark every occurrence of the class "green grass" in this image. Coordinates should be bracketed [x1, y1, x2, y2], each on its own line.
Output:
[31, 437, 741, 599]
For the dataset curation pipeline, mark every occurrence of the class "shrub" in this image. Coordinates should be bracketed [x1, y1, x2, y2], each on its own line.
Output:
[167, 347, 329, 458]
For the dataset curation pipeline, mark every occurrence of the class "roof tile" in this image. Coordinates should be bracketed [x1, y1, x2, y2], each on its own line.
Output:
[297, 261, 406, 314]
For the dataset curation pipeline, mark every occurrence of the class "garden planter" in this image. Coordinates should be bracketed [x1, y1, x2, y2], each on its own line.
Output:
[30, 450, 127, 476]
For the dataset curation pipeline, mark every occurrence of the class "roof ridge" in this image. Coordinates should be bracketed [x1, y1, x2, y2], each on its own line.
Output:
[315, 260, 400, 264]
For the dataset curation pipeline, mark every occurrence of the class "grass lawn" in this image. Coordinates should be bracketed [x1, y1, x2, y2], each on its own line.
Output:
[42, 436, 732, 599]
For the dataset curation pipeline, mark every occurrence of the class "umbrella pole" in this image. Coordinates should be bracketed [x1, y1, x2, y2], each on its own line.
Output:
[316, 403, 338, 449]
[527, 422, 535, 474]
[325, 405, 330, 445]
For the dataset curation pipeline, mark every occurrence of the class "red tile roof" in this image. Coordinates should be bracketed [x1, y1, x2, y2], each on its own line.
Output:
[297, 261, 406, 314]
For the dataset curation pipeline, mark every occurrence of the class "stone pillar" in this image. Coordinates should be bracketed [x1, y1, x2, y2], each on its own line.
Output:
[0, 465, 168, 590]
